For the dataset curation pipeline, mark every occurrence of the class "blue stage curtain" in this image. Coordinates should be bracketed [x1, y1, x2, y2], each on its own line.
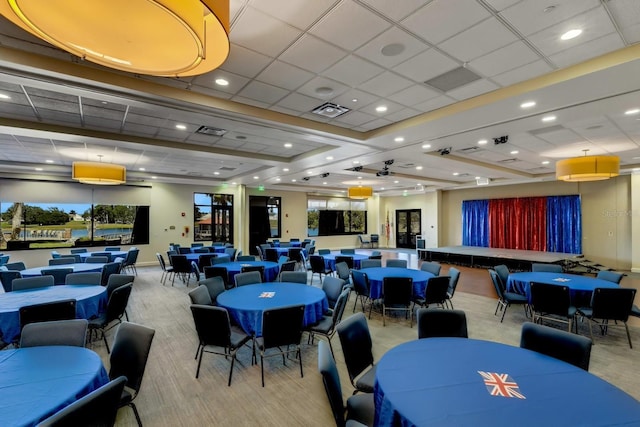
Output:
[546, 195, 581, 254]
[462, 199, 488, 247]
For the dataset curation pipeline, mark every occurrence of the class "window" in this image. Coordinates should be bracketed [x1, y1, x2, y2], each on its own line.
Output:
[267, 197, 281, 238]
[307, 198, 367, 236]
[194, 193, 234, 244]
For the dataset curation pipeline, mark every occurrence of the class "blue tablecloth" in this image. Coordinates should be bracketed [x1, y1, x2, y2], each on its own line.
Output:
[364, 267, 433, 299]
[0, 346, 109, 427]
[184, 253, 231, 263]
[506, 272, 619, 303]
[374, 338, 640, 426]
[21, 263, 105, 277]
[322, 253, 369, 270]
[217, 282, 328, 336]
[216, 261, 280, 283]
[273, 247, 307, 258]
[77, 251, 128, 261]
[0, 285, 107, 343]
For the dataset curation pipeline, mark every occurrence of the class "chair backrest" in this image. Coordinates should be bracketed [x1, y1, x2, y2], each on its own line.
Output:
[93, 252, 113, 262]
[279, 271, 308, 284]
[37, 376, 127, 427]
[318, 249, 331, 255]
[288, 248, 304, 263]
[224, 247, 237, 261]
[5, 261, 26, 271]
[340, 249, 355, 255]
[198, 277, 226, 303]
[420, 261, 441, 275]
[237, 255, 256, 262]
[234, 271, 262, 287]
[596, 270, 624, 284]
[170, 255, 192, 273]
[417, 308, 468, 339]
[336, 313, 374, 384]
[488, 269, 505, 298]
[277, 255, 289, 264]
[197, 254, 218, 271]
[359, 259, 381, 269]
[317, 340, 346, 427]
[70, 248, 88, 254]
[383, 277, 412, 306]
[124, 249, 139, 266]
[520, 322, 592, 371]
[178, 247, 192, 254]
[191, 261, 201, 282]
[0, 270, 22, 292]
[264, 248, 279, 263]
[49, 257, 75, 266]
[279, 261, 296, 273]
[203, 266, 229, 287]
[50, 251, 61, 259]
[105, 284, 133, 324]
[85, 256, 108, 264]
[261, 305, 305, 349]
[100, 262, 122, 286]
[109, 322, 156, 399]
[310, 255, 326, 273]
[211, 256, 228, 265]
[530, 282, 571, 317]
[448, 267, 461, 297]
[423, 276, 450, 306]
[41, 268, 74, 285]
[591, 287, 636, 322]
[106, 274, 134, 298]
[191, 243, 204, 248]
[531, 263, 563, 273]
[166, 250, 177, 265]
[334, 256, 353, 270]
[386, 259, 407, 268]
[20, 319, 88, 348]
[19, 299, 76, 330]
[255, 245, 264, 260]
[188, 285, 213, 305]
[370, 234, 379, 243]
[105, 247, 121, 251]
[156, 253, 168, 272]
[351, 270, 369, 296]
[190, 304, 232, 348]
[12, 275, 55, 291]
[370, 251, 382, 257]
[494, 264, 510, 286]
[65, 272, 102, 285]
[240, 265, 265, 281]
[335, 262, 350, 282]
[322, 276, 346, 309]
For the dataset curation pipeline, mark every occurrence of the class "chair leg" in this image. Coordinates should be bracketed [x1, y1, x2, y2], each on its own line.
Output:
[382, 305, 386, 326]
[298, 346, 304, 379]
[500, 302, 508, 323]
[228, 354, 236, 386]
[261, 355, 265, 387]
[196, 347, 204, 378]
[625, 322, 633, 349]
[129, 402, 143, 427]
[103, 329, 111, 353]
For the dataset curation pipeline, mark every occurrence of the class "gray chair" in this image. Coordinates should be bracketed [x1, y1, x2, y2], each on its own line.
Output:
[386, 259, 407, 268]
[49, 258, 75, 266]
[596, 270, 624, 284]
[20, 319, 89, 348]
[188, 285, 213, 305]
[531, 263, 563, 273]
[417, 309, 468, 339]
[381, 277, 413, 326]
[494, 264, 510, 287]
[420, 261, 441, 275]
[236, 255, 256, 262]
[0, 270, 22, 292]
[88, 284, 133, 353]
[489, 269, 529, 322]
[70, 248, 88, 254]
[86, 256, 108, 264]
[101, 262, 123, 286]
[520, 322, 592, 370]
[106, 247, 121, 251]
[310, 255, 332, 285]
[41, 268, 74, 285]
[359, 259, 381, 269]
[279, 271, 308, 284]
[234, 271, 262, 287]
[318, 249, 331, 255]
[336, 312, 377, 394]
[106, 274, 135, 299]
[340, 249, 356, 255]
[66, 272, 102, 285]
[12, 275, 55, 291]
[445, 267, 461, 309]
[5, 261, 26, 271]
[358, 235, 371, 248]
[350, 270, 370, 313]
[122, 249, 140, 275]
[156, 253, 174, 285]
[198, 277, 226, 304]
[308, 289, 350, 357]
[322, 276, 346, 314]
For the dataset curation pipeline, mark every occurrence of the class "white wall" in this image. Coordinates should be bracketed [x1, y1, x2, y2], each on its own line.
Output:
[378, 192, 439, 248]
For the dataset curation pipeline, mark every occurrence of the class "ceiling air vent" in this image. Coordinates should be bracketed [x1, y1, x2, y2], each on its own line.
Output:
[459, 146, 479, 152]
[219, 166, 236, 171]
[425, 66, 481, 92]
[196, 125, 227, 136]
[311, 102, 350, 118]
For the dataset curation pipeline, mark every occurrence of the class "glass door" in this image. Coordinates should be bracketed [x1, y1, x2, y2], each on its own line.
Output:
[395, 209, 421, 249]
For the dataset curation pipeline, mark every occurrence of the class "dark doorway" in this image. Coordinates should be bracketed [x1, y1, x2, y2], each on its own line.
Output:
[396, 209, 421, 249]
[249, 196, 281, 255]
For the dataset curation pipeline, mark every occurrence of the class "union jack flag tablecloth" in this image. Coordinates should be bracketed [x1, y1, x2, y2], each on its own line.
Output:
[478, 371, 526, 399]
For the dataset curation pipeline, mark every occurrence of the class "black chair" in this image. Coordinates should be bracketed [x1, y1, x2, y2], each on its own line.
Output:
[66, 272, 102, 285]
[370, 234, 379, 248]
[224, 247, 237, 261]
[106, 247, 121, 252]
[358, 235, 371, 248]
[335, 262, 351, 287]
[93, 252, 114, 262]
[85, 256, 109, 264]
[70, 248, 88, 254]
[101, 262, 122, 286]
[255, 305, 305, 387]
[340, 249, 355, 255]
[122, 249, 140, 275]
[203, 266, 230, 289]
[278, 261, 297, 280]
[5, 261, 26, 271]
[0, 270, 22, 292]
[188, 285, 213, 305]
[336, 312, 376, 394]
[318, 249, 331, 255]
[156, 253, 174, 285]
[288, 248, 305, 271]
[198, 277, 226, 304]
[385, 259, 407, 268]
[381, 277, 412, 326]
[19, 299, 77, 332]
[530, 282, 576, 332]
[350, 270, 370, 313]
[41, 268, 73, 286]
[106, 274, 135, 299]
[37, 376, 127, 427]
[577, 287, 636, 348]
[359, 259, 381, 269]
[596, 270, 624, 284]
[263, 248, 279, 263]
[240, 265, 265, 282]
[109, 322, 155, 427]
[322, 276, 346, 314]
[234, 271, 262, 287]
[417, 308, 468, 339]
[193, 247, 209, 253]
[489, 269, 529, 322]
[178, 247, 192, 254]
[520, 322, 592, 371]
[190, 304, 251, 385]
[335, 255, 354, 270]
[317, 340, 375, 427]
[445, 267, 461, 309]
[197, 254, 218, 272]
[49, 258, 75, 266]
[412, 276, 449, 310]
[310, 255, 332, 285]
[12, 275, 55, 291]
[169, 255, 195, 286]
[20, 319, 88, 348]
[237, 255, 256, 262]
[279, 271, 308, 284]
[88, 283, 133, 353]
[420, 261, 441, 275]
[531, 263, 563, 273]
[308, 289, 351, 357]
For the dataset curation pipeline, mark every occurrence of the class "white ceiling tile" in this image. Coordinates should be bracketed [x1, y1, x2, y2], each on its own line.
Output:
[447, 79, 500, 100]
[296, 76, 350, 100]
[360, 0, 427, 21]
[438, 17, 519, 62]
[535, 128, 583, 144]
[500, 0, 600, 36]
[354, 27, 430, 68]
[332, 110, 378, 127]
[255, 61, 314, 91]
[309, 0, 391, 51]
[549, 33, 625, 68]
[322, 55, 384, 87]
[236, 81, 289, 105]
[388, 84, 440, 107]
[355, 117, 393, 131]
[469, 41, 540, 77]
[401, 0, 491, 44]
[492, 59, 553, 86]
[331, 89, 380, 109]
[275, 92, 323, 113]
[279, 34, 347, 73]
[230, 6, 302, 56]
[219, 44, 272, 78]
[229, 95, 273, 109]
[358, 72, 414, 98]
[620, 22, 640, 44]
[250, 0, 337, 30]
[190, 70, 250, 95]
[413, 95, 456, 113]
[268, 105, 303, 117]
[189, 84, 234, 99]
[359, 99, 405, 116]
[484, 0, 521, 12]
[394, 49, 459, 82]
[385, 108, 421, 122]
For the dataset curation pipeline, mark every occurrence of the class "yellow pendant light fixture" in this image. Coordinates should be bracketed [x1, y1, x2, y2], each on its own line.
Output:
[348, 187, 373, 199]
[0, 0, 230, 77]
[72, 157, 126, 185]
[556, 150, 619, 182]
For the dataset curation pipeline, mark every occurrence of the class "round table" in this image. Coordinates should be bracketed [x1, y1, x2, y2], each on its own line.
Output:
[322, 253, 370, 270]
[0, 346, 109, 426]
[21, 263, 106, 277]
[374, 338, 640, 426]
[217, 282, 328, 336]
[0, 285, 107, 343]
[364, 267, 434, 299]
[506, 272, 619, 303]
[184, 253, 231, 263]
[77, 250, 128, 261]
[217, 261, 280, 283]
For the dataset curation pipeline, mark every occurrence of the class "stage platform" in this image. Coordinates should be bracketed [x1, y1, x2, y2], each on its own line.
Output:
[419, 246, 583, 272]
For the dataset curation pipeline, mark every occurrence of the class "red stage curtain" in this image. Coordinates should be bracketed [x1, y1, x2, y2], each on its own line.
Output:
[488, 197, 546, 251]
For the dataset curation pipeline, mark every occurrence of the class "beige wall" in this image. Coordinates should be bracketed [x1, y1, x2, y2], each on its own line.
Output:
[379, 192, 439, 248]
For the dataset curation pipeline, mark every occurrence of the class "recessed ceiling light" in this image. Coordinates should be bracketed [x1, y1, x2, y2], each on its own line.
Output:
[291, 179, 297, 182]
[422, 143, 431, 149]
[35, 167, 43, 171]
[101, 101, 108, 104]
[381, 43, 405, 57]
[139, 167, 145, 171]
[357, 176, 363, 180]
[213, 171, 220, 175]
[253, 176, 259, 179]
[625, 108, 640, 115]
[352, 98, 358, 103]
[215, 78, 229, 86]
[284, 143, 293, 148]
[326, 156, 334, 160]
[323, 182, 327, 185]
[393, 180, 399, 184]
[542, 115, 556, 122]
[175, 124, 187, 130]
[453, 172, 460, 176]
[511, 150, 519, 155]
[394, 137, 404, 143]
[381, 187, 385, 190]
[0, 93, 11, 100]
[542, 160, 550, 165]
[520, 101, 536, 109]
[560, 29, 582, 41]
[416, 166, 423, 170]
[231, 182, 237, 185]
[478, 139, 488, 145]
[283, 168, 289, 172]
[376, 105, 387, 113]
[352, 160, 360, 164]
[276, 178, 281, 181]
[45, 159, 54, 163]
[308, 171, 314, 175]
[475, 176, 481, 180]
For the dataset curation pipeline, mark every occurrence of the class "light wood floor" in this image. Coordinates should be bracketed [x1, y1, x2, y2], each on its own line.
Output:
[100, 250, 640, 426]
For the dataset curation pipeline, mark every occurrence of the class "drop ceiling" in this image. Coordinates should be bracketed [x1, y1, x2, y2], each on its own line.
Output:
[0, 0, 638, 196]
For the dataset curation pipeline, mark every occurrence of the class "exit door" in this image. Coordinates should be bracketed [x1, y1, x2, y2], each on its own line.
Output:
[396, 209, 421, 249]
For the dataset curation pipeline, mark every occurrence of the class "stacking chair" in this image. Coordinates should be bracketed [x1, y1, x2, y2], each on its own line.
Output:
[358, 235, 371, 248]
[101, 262, 122, 286]
[106, 274, 135, 300]
[66, 272, 102, 285]
[190, 305, 251, 385]
[41, 268, 74, 285]
[412, 276, 449, 311]
[93, 252, 113, 262]
[335, 256, 354, 270]
[156, 253, 174, 285]
[381, 277, 412, 326]
[197, 254, 218, 272]
[203, 266, 230, 289]
[0, 270, 22, 292]
[198, 277, 226, 304]
[20, 319, 88, 348]
[188, 285, 213, 305]
[335, 262, 351, 288]
[19, 299, 76, 331]
[50, 251, 62, 259]
[240, 265, 265, 282]
[288, 248, 305, 271]
[489, 269, 529, 322]
[322, 276, 346, 314]
[520, 322, 592, 370]
[350, 270, 370, 313]
[49, 257, 75, 266]
[596, 270, 624, 284]
[420, 261, 441, 275]
[37, 376, 127, 427]
[234, 271, 262, 287]
[494, 264, 510, 287]
[577, 287, 636, 348]
[308, 290, 350, 357]
[359, 259, 381, 269]
[340, 249, 356, 255]
[193, 247, 209, 253]
[237, 255, 256, 262]
[211, 256, 228, 265]
[5, 261, 26, 271]
[417, 308, 468, 339]
[0, 254, 7, 266]
[191, 261, 201, 283]
[530, 282, 576, 332]
[109, 322, 155, 427]
[178, 247, 192, 254]
[70, 248, 88, 254]
[263, 248, 279, 263]
[317, 340, 375, 427]
[255, 245, 265, 261]
[12, 275, 55, 291]
[224, 247, 237, 261]
[277, 261, 296, 281]
[310, 255, 332, 285]
[106, 247, 121, 251]
[255, 304, 305, 387]
[318, 249, 331, 255]
[86, 256, 108, 264]
[88, 283, 133, 353]
[370, 234, 379, 249]
[336, 312, 377, 394]
[279, 271, 308, 284]
[386, 259, 407, 268]
[169, 255, 194, 286]
[122, 249, 140, 275]
[444, 267, 461, 309]
[369, 251, 382, 259]
[531, 263, 563, 273]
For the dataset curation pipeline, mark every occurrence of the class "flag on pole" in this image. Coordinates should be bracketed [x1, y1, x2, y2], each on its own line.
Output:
[385, 210, 390, 245]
